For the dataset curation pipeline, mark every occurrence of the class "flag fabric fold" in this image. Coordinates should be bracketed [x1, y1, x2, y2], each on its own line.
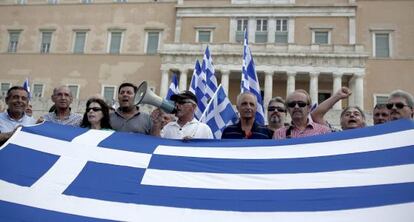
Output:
[189, 60, 206, 120]
[1, 120, 414, 221]
[241, 30, 265, 125]
[22, 78, 31, 100]
[166, 73, 179, 100]
[199, 85, 238, 139]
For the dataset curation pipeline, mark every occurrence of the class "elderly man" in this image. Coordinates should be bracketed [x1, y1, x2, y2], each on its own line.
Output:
[110, 82, 153, 134]
[340, 106, 366, 130]
[222, 92, 272, 139]
[373, 103, 390, 125]
[152, 91, 213, 139]
[267, 96, 287, 133]
[0, 86, 36, 144]
[386, 90, 414, 120]
[274, 89, 330, 139]
[42, 85, 82, 126]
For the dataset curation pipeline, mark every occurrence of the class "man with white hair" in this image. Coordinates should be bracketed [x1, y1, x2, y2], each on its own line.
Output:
[386, 89, 414, 120]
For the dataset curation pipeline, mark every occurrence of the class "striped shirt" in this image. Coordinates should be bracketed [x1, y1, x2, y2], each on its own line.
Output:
[221, 121, 273, 139]
[273, 120, 331, 139]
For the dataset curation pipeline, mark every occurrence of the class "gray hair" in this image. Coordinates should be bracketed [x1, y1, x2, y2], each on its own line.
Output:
[388, 89, 414, 107]
[53, 85, 73, 97]
[236, 92, 257, 107]
[340, 105, 366, 120]
[268, 96, 286, 108]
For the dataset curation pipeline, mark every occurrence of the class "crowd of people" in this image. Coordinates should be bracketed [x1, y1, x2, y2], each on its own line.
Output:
[0, 82, 413, 145]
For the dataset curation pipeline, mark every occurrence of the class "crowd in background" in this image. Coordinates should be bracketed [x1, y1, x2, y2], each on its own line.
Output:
[1, 82, 413, 145]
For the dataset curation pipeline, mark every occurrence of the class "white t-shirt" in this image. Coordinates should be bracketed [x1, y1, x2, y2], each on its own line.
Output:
[161, 119, 213, 139]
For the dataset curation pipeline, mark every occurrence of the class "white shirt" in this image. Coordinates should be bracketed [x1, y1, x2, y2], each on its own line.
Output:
[0, 111, 36, 133]
[161, 119, 213, 139]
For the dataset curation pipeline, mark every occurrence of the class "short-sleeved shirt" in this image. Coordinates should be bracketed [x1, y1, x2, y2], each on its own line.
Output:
[0, 111, 36, 133]
[221, 121, 273, 139]
[43, 111, 82, 127]
[110, 109, 152, 134]
[273, 120, 331, 139]
[161, 119, 213, 139]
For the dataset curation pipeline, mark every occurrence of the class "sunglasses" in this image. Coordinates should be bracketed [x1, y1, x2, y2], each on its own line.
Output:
[268, 106, 286, 112]
[287, 101, 308, 108]
[86, 107, 102, 112]
[386, 102, 410, 110]
[176, 99, 195, 105]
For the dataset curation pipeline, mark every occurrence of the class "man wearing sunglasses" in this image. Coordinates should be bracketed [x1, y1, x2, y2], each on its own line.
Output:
[222, 92, 273, 139]
[153, 91, 213, 139]
[386, 90, 414, 121]
[266, 96, 287, 132]
[273, 89, 330, 139]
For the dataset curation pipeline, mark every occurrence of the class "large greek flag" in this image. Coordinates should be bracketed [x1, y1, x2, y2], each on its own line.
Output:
[189, 59, 206, 120]
[1, 120, 414, 221]
[241, 30, 265, 125]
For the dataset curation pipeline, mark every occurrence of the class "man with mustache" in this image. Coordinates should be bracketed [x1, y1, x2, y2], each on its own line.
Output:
[222, 92, 273, 139]
[386, 90, 414, 121]
[273, 89, 330, 139]
[266, 96, 287, 133]
[153, 91, 213, 139]
[42, 85, 82, 126]
[0, 86, 36, 145]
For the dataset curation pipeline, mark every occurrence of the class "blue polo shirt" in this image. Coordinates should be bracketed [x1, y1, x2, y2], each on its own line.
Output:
[221, 121, 273, 139]
[0, 111, 36, 133]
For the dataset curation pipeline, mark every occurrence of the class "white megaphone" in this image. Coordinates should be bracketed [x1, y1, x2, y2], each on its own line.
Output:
[135, 81, 176, 113]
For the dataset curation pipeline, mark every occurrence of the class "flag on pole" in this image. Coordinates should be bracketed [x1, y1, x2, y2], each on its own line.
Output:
[199, 85, 238, 139]
[241, 29, 265, 125]
[201, 46, 218, 101]
[22, 77, 31, 100]
[166, 73, 179, 100]
[1, 120, 414, 221]
[189, 59, 206, 119]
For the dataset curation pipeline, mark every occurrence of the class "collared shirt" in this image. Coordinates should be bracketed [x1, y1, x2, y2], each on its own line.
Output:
[161, 119, 213, 139]
[43, 111, 82, 127]
[0, 111, 36, 133]
[110, 109, 152, 134]
[221, 121, 273, 139]
[273, 120, 331, 139]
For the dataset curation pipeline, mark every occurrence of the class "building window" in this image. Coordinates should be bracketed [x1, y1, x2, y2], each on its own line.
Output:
[197, 30, 212, 43]
[255, 19, 268, 43]
[81, 0, 93, 3]
[1, 83, 11, 97]
[40, 31, 53, 53]
[146, 31, 160, 55]
[48, 0, 58, 4]
[33, 84, 44, 98]
[373, 33, 390, 58]
[8, 31, 21, 53]
[17, 0, 27, 4]
[73, 31, 87, 54]
[114, 0, 127, 2]
[275, 19, 288, 44]
[67, 85, 79, 99]
[103, 86, 116, 104]
[313, 30, 330, 44]
[374, 94, 389, 105]
[236, 18, 248, 43]
[108, 31, 123, 54]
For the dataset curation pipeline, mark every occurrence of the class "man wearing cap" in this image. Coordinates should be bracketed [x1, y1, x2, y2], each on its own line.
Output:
[152, 91, 213, 139]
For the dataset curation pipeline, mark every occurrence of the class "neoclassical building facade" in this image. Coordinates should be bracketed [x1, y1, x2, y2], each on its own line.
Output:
[0, 0, 413, 123]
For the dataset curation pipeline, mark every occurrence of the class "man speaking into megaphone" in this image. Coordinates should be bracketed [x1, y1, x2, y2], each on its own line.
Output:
[151, 90, 213, 140]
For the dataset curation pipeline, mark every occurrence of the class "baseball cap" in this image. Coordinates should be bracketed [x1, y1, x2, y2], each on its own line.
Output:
[170, 91, 198, 104]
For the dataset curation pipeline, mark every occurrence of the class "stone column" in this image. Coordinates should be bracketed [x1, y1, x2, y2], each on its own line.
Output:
[309, 71, 319, 105]
[179, 69, 187, 91]
[332, 72, 343, 110]
[248, 18, 256, 43]
[288, 18, 295, 43]
[229, 18, 237, 43]
[221, 69, 230, 95]
[286, 71, 296, 96]
[264, 71, 274, 109]
[160, 69, 169, 98]
[174, 17, 182, 43]
[354, 73, 365, 109]
[348, 76, 356, 106]
[268, 18, 276, 43]
[349, 17, 356, 44]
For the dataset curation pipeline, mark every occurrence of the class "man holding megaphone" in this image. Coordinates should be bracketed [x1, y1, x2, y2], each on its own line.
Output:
[152, 91, 213, 140]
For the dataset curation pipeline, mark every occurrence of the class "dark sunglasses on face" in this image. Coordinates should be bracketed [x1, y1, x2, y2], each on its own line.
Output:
[287, 101, 308, 108]
[176, 99, 195, 105]
[86, 107, 102, 112]
[386, 102, 410, 110]
[268, 106, 286, 112]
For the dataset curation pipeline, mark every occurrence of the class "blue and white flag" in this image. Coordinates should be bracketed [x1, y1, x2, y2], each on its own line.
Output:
[166, 73, 179, 100]
[1, 120, 414, 221]
[241, 30, 265, 125]
[189, 59, 206, 119]
[199, 85, 238, 139]
[22, 77, 31, 100]
[201, 46, 218, 101]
